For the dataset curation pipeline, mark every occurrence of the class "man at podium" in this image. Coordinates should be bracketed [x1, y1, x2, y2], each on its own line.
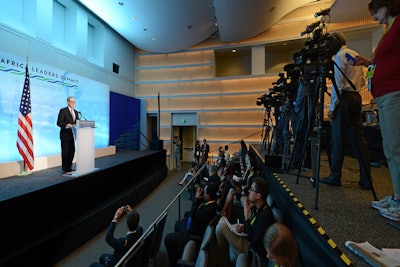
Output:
[57, 96, 79, 175]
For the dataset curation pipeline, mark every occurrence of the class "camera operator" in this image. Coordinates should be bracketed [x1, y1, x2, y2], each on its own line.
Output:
[90, 205, 143, 267]
[320, 32, 373, 190]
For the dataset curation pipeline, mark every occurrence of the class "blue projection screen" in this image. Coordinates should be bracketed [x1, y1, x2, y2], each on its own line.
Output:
[0, 51, 110, 164]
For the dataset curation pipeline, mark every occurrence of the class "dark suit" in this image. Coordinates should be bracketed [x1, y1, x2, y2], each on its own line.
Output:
[201, 143, 210, 159]
[90, 222, 143, 267]
[57, 107, 79, 173]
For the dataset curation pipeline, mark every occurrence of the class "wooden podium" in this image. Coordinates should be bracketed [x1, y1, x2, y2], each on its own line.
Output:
[73, 120, 97, 176]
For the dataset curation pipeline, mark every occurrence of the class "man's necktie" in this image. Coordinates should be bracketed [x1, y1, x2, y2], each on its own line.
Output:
[70, 109, 75, 121]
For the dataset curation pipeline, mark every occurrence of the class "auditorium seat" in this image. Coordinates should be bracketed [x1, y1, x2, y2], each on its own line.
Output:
[149, 211, 168, 266]
[122, 240, 145, 267]
[178, 224, 216, 267]
[122, 227, 154, 267]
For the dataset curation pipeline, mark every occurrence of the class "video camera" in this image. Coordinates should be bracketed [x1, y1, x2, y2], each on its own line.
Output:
[293, 8, 343, 80]
[256, 73, 287, 109]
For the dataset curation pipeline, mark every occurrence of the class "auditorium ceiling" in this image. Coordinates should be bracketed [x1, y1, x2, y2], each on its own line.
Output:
[77, 0, 372, 53]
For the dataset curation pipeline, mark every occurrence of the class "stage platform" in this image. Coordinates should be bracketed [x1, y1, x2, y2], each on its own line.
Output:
[0, 149, 168, 267]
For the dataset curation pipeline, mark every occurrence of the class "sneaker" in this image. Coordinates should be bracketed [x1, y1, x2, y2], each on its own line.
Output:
[371, 195, 397, 210]
[379, 204, 400, 221]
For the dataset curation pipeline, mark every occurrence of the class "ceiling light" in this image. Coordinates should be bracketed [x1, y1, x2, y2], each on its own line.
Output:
[232, 49, 236, 53]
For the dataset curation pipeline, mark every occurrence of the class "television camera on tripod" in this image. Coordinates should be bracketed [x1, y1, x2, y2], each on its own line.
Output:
[257, 65, 300, 168]
[289, 8, 376, 209]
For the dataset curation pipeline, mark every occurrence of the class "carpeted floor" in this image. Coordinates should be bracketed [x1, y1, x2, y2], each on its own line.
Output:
[276, 152, 399, 266]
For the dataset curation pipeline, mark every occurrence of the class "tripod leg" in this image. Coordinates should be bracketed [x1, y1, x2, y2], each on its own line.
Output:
[282, 107, 291, 172]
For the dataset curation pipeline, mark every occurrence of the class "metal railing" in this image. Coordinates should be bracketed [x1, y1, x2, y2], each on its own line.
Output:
[115, 161, 208, 267]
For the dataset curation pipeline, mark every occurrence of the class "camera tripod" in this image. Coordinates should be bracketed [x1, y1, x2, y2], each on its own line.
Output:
[261, 107, 274, 153]
[289, 59, 377, 209]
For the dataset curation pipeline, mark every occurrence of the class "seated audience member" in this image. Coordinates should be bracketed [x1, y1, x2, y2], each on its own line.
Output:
[264, 223, 302, 267]
[206, 164, 221, 188]
[215, 177, 275, 265]
[178, 161, 198, 186]
[221, 157, 258, 220]
[164, 183, 219, 267]
[90, 206, 143, 267]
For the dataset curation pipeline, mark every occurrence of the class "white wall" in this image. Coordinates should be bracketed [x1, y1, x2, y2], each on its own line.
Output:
[0, 0, 135, 96]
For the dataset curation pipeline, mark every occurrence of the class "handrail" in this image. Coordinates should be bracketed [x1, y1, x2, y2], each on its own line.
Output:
[115, 161, 208, 267]
[208, 130, 263, 155]
[138, 129, 151, 144]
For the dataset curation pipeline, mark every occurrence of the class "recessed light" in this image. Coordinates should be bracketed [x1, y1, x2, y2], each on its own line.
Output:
[232, 49, 236, 53]
[118, 2, 124, 6]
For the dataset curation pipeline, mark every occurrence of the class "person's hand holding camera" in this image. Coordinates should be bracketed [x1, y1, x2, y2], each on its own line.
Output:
[113, 205, 132, 222]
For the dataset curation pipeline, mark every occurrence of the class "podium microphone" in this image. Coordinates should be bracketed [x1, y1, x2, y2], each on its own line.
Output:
[78, 111, 87, 121]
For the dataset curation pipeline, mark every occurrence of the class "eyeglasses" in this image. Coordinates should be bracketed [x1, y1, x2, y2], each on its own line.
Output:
[248, 187, 259, 193]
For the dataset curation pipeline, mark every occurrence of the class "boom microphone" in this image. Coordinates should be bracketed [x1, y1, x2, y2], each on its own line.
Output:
[314, 8, 331, 17]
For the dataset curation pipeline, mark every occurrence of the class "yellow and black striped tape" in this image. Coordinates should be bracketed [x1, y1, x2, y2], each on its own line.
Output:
[272, 173, 353, 266]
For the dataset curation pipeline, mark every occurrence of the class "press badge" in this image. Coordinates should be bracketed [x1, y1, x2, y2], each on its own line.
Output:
[366, 64, 375, 91]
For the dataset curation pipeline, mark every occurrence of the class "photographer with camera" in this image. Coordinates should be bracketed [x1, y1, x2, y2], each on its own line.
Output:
[319, 32, 373, 190]
[90, 205, 143, 267]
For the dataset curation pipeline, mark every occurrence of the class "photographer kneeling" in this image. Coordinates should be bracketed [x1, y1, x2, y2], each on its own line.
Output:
[90, 205, 143, 267]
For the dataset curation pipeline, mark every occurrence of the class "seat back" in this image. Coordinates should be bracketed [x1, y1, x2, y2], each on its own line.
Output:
[181, 240, 198, 262]
[272, 207, 283, 223]
[199, 225, 214, 251]
[235, 253, 247, 267]
[195, 250, 208, 267]
[139, 227, 155, 267]
[122, 240, 145, 267]
[150, 211, 168, 259]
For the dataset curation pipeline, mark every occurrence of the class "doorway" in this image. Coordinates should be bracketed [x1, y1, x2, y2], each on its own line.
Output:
[172, 126, 197, 163]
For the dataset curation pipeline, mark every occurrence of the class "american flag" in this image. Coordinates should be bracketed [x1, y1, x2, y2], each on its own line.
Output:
[16, 62, 34, 170]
